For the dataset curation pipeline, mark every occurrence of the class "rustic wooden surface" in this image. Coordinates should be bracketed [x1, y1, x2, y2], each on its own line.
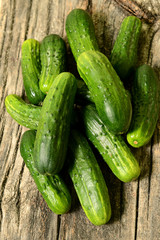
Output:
[1, 0, 160, 239]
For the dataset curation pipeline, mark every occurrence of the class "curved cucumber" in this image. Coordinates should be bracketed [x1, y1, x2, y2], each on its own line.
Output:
[110, 16, 142, 80]
[77, 50, 132, 134]
[79, 104, 140, 182]
[5, 94, 41, 129]
[34, 72, 77, 175]
[39, 34, 67, 93]
[127, 65, 160, 148]
[21, 39, 45, 104]
[4, 85, 92, 131]
[68, 129, 111, 225]
[66, 8, 99, 61]
[20, 130, 71, 214]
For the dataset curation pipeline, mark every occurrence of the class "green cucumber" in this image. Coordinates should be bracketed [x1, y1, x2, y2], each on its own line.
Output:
[5, 94, 41, 129]
[75, 79, 94, 105]
[77, 50, 132, 134]
[110, 16, 142, 80]
[79, 104, 140, 182]
[66, 8, 99, 61]
[20, 130, 71, 214]
[34, 72, 77, 175]
[4, 85, 91, 131]
[127, 65, 160, 148]
[39, 34, 67, 94]
[21, 39, 45, 104]
[68, 129, 111, 225]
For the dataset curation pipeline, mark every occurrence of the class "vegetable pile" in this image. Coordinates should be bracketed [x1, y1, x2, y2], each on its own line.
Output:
[5, 9, 160, 225]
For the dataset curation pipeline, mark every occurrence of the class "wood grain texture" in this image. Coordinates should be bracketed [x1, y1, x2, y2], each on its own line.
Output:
[0, 0, 160, 239]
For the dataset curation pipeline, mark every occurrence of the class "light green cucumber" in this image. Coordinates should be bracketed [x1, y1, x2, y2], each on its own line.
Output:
[5, 94, 41, 129]
[21, 39, 45, 104]
[68, 129, 111, 225]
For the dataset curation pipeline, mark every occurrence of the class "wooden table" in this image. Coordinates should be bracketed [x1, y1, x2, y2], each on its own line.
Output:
[1, 0, 160, 239]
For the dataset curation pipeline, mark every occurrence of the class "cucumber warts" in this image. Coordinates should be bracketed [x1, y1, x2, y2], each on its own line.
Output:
[34, 72, 77, 175]
[66, 9, 99, 61]
[127, 65, 160, 148]
[5, 94, 41, 129]
[79, 104, 140, 182]
[20, 130, 71, 214]
[21, 39, 45, 104]
[77, 50, 132, 134]
[68, 129, 111, 225]
[39, 34, 67, 93]
[110, 16, 142, 80]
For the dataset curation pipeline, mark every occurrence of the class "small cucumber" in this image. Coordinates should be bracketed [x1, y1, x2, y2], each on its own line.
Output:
[127, 65, 160, 148]
[5, 94, 41, 129]
[20, 130, 71, 214]
[110, 16, 142, 80]
[34, 72, 77, 175]
[66, 8, 99, 61]
[68, 129, 111, 225]
[4, 85, 92, 130]
[79, 104, 140, 182]
[21, 39, 45, 104]
[39, 34, 67, 94]
[77, 50, 132, 134]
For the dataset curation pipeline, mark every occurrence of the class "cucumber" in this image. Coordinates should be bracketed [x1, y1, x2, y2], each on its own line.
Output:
[77, 50, 132, 134]
[110, 16, 142, 80]
[5, 94, 41, 129]
[66, 8, 99, 61]
[34, 72, 77, 175]
[79, 104, 140, 182]
[21, 39, 45, 104]
[127, 64, 160, 148]
[68, 129, 111, 225]
[75, 79, 94, 105]
[39, 34, 67, 94]
[20, 130, 71, 214]
[4, 85, 91, 131]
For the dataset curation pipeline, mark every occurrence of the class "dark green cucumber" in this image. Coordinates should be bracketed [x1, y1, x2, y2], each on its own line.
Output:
[66, 8, 99, 61]
[110, 16, 142, 80]
[39, 34, 67, 93]
[5, 94, 41, 129]
[79, 104, 140, 182]
[127, 65, 160, 148]
[75, 79, 94, 105]
[20, 130, 71, 214]
[34, 72, 77, 175]
[77, 50, 132, 134]
[68, 129, 111, 225]
[21, 39, 45, 104]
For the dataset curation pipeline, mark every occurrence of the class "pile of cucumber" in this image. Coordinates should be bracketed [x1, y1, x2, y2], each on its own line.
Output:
[5, 9, 160, 226]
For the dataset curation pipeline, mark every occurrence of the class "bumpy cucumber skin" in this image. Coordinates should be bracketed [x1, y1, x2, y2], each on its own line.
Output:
[68, 129, 111, 225]
[77, 50, 132, 134]
[127, 65, 160, 148]
[66, 8, 99, 61]
[21, 39, 45, 104]
[39, 34, 67, 94]
[20, 130, 71, 214]
[79, 105, 140, 182]
[34, 72, 77, 175]
[5, 94, 41, 129]
[110, 16, 142, 80]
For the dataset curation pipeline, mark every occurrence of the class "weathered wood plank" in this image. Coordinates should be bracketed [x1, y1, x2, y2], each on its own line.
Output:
[0, 0, 160, 239]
